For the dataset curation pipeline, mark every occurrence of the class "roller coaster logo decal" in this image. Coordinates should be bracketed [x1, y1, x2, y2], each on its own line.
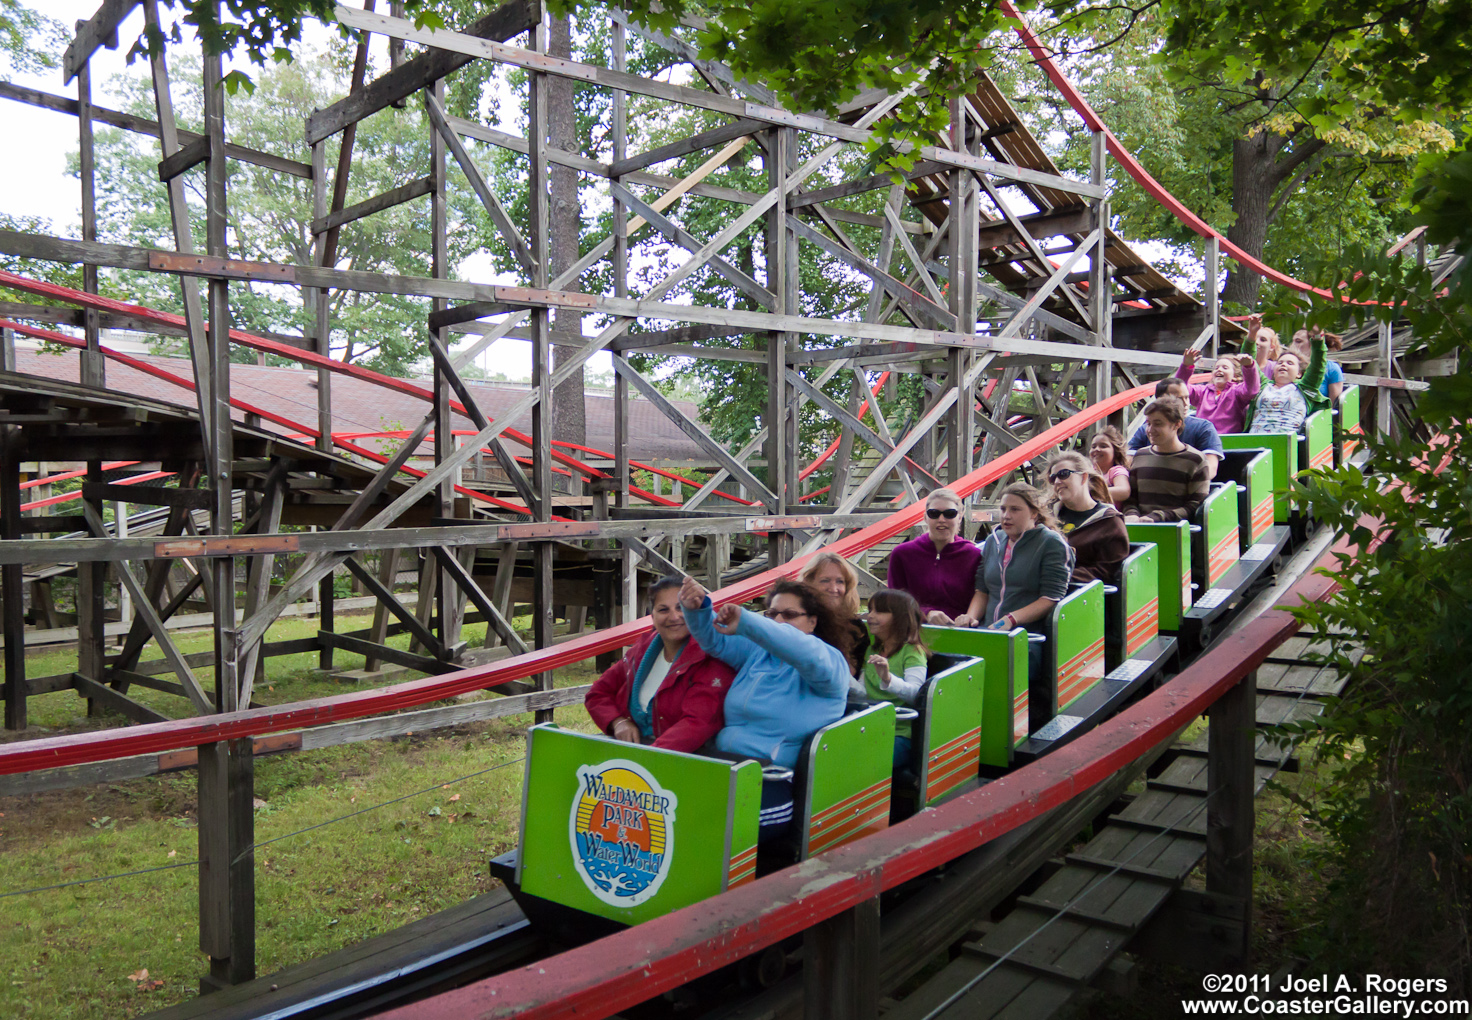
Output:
[570, 760, 678, 907]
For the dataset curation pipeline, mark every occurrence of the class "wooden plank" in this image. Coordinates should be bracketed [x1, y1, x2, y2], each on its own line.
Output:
[71, 673, 170, 723]
[305, 0, 539, 144]
[612, 358, 778, 505]
[0, 81, 312, 178]
[299, 684, 588, 751]
[333, 5, 1105, 199]
[316, 630, 458, 675]
[309, 175, 434, 236]
[610, 116, 765, 177]
[82, 482, 211, 508]
[156, 133, 211, 181]
[142, 892, 535, 1020]
[62, 0, 138, 83]
[424, 90, 536, 275]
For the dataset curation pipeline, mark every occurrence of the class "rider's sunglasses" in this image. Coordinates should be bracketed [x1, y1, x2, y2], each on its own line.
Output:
[764, 608, 811, 621]
[925, 508, 960, 520]
[1048, 468, 1078, 483]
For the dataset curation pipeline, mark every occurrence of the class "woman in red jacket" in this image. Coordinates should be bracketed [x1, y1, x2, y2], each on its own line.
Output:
[584, 575, 735, 753]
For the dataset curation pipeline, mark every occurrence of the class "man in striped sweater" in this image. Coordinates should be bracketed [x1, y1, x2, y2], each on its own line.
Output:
[1122, 396, 1211, 524]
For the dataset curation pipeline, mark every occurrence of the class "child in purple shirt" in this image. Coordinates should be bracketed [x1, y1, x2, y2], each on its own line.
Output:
[886, 488, 982, 623]
[1174, 347, 1260, 435]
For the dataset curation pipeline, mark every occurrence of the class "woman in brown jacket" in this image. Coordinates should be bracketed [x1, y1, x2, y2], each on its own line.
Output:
[1046, 451, 1130, 585]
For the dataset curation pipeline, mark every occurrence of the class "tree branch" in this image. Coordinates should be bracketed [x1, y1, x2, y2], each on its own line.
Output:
[1267, 144, 1331, 224]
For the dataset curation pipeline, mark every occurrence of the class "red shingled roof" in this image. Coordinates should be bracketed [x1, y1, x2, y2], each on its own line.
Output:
[12, 348, 711, 464]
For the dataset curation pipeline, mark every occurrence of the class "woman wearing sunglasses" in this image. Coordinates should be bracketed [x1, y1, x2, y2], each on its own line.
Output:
[1046, 451, 1129, 584]
[678, 575, 853, 841]
[887, 487, 982, 626]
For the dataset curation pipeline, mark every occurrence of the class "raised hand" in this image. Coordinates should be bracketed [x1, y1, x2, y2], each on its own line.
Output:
[713, 602, 742, 634]
[1246, 312, 1263, 334]
[1182, 347, 1200, 368]
[868, 654, 892, 687]
[678, 575, 708, 611]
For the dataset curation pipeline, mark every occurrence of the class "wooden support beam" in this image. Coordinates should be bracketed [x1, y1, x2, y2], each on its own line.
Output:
[613, 358, 778, 506]
[1206, 668, 1255, 970]
[308, 174, 434, 236]
[342, 555, 447, 660]
[609, 181, 774, 310]
[71, 673, 169, 724]
[0, 80, 312, 178]
[157, 134, 211, 182]
[63, 0, 138, 83]
[333, 5, 1105, 199]
[1, 426, 24, 729]
[423, 90, 537, 276]
[804, 896, 880, 1020]
[430, 546, 528, 655]
[317, 630, 459, 675]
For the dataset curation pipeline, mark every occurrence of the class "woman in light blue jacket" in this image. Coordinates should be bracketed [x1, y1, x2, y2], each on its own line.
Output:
[678, 575, 853, 842]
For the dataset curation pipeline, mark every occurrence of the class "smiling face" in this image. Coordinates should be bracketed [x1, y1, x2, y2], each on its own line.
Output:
[765, 592, 817, 635]
[866, 607, 893, 643]
[924, 494, 962, 546]
[1089, 433, 1116, 469]
[1144, 411, 1183, 449]
[1210, 358, 1239, 389]
[1049, 463, 1093, 508]
[808, 561, 849, 611]
[997, 493, 1038, 539]
[1275, 352, 1303, 387]
[650, 587, 689, 652]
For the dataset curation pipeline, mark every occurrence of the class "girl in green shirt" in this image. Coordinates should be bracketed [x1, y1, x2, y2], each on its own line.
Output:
[851, 588, 931, 768]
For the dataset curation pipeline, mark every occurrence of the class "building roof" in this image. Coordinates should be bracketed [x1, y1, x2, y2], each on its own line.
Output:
[11, 348, 712, 465]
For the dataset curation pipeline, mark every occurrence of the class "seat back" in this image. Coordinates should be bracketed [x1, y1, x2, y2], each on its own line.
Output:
[1336, 385, 1363, 463]
[1125, 521, 1192, 630]
[1300, 408, 1334, 474]
[1192, 481, 1240, 587]
[912, 656, 985, 806]
[923, 625, 1030, 767]
[1046, 580, 1106, 722]
[518, 724, 763, 925]
[796, 702, 894, 858]
[1221, 433, 1297, 523]
[1219, 447, 1274, 547]
[1107, 541, 1160, 667]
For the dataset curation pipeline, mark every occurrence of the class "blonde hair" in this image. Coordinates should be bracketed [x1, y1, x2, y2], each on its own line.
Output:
[1045, 451, 1109, 506]
[799, 552, 861, 617]
[1258, 327, 1281, 359]
[925, 487, 962, 508]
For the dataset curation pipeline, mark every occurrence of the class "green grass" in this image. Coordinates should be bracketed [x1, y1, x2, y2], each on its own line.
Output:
[0, 613, 605, 1019]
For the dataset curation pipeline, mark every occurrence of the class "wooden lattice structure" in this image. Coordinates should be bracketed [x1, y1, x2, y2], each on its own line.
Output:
[0, 0, 1432, 991]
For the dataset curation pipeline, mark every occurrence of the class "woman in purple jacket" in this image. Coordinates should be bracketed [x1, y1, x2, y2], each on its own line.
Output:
[887, 488, 982, 625]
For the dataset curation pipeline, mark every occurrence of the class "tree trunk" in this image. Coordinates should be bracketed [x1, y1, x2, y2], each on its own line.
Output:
[1221, 130, 1283, 310]
[547, 14, 585, 488]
